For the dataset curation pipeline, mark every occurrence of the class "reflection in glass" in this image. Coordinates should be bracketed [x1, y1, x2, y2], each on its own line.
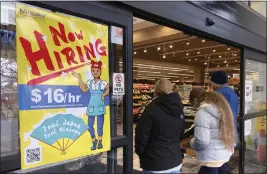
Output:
[244, 117, 266, 173]
[245, 59, 266, 114]
[1, 1, 19, 158]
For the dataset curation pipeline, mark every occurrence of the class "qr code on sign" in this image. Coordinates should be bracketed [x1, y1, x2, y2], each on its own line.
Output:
[25, 147, 42, 164]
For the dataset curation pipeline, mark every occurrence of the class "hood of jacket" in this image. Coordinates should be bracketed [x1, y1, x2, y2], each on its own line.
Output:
[199, 103, 220, 120]
[153, 92, 183, 117]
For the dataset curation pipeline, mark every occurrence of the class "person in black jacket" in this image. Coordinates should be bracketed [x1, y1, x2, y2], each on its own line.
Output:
[135, 79, 185, 173]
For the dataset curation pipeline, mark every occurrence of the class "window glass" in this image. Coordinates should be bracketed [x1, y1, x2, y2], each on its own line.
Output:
[250, 1, 266, 18]
[245, 59, 266, 114]
[244, 117, 266, 173]
[1, 2, 125, 172]
[1, 1, 19, 159]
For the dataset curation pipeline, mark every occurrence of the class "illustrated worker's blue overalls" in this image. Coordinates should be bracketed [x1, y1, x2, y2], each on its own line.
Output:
[87, 80, 105, 150]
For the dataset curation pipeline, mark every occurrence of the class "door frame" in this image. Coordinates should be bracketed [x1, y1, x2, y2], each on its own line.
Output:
[2, 1, 133, 173]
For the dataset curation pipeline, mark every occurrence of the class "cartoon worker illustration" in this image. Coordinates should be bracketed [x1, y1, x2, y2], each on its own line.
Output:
[72, 60, 109, 150]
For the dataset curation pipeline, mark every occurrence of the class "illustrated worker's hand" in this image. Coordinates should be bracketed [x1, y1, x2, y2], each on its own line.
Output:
[72, 71, 81, 80]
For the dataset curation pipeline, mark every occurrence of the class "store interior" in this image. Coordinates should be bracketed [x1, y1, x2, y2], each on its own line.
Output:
[128, 17, 255, 173]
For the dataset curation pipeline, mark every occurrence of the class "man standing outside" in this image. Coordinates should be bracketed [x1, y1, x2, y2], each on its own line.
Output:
[210, 71, 239, 174]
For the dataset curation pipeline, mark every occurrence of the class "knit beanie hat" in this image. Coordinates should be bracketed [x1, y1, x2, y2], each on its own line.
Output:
[210, 71, 228, 85]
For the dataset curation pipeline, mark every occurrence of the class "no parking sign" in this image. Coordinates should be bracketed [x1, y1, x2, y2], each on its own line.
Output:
[113, 73, 125, 95]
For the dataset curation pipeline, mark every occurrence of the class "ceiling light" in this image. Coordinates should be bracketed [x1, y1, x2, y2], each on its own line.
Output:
[227, 46, 231, 51]
[228, 75, 231, 78]
[217, 65, 220, 67]
[204, 62, 207, 65]
[224, 60, 227, 63]
[134, 51, 137, 55]
[248, 62, 250, 64]
[163, 55, 166, 59]
[235, 60, 237, 62]
[189, 59, 191, 62]
[213, 48, 216, 52]
[197, 51, 200, 54]
[144, 48, 147, 53]
[226, 64, 229, 67]
[157, 46, 161, 51]
[169, 45, 173, 48]
[234, 53, 237, 56]
[186, 40, 190, 45]
[173, 54, 175, 57]
[195, 58, 198, 60]
[208, 56, 210, 59]
[202, 39, 206, 43]
[219, 55, 222, 58]
[186, 53, 189, 56]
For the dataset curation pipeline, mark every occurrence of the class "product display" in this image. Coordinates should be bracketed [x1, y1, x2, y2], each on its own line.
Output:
[133, 83, 154, 120]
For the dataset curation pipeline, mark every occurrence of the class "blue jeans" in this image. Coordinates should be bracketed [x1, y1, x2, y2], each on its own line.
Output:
[88, 115, 104, 138]
[198, 166, 218, 174]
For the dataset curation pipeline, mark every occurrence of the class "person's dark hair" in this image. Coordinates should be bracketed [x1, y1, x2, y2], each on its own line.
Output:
[210, 71, 228, 85]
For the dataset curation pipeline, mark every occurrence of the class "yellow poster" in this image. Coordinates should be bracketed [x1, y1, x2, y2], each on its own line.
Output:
[256, 116, 266, 132]
[16, 4, 110, 169]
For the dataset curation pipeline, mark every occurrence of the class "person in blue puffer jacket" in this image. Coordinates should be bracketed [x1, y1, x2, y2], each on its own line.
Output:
[189, 88, 235, 174]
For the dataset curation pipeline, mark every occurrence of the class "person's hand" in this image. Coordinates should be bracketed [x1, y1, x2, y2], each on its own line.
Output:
[72, 71, 81, 80]
[101, 95, 105, 101]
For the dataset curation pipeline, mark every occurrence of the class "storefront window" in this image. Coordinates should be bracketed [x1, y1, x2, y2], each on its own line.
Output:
[1, 1, 19, 159]
[245, 59, 266, 114]
[244, 117, 266, 173]
[1, 2, 127, 173]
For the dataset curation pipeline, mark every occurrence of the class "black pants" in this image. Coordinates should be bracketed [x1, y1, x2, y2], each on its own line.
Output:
[219, 163, 232, 174]
[198, 166, 219, 174]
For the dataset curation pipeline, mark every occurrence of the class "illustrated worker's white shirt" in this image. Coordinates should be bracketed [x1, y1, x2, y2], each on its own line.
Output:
[87, 79, 108, 90]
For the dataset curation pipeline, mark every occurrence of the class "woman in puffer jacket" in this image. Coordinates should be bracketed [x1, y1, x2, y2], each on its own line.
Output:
[189, 88, 235, 174]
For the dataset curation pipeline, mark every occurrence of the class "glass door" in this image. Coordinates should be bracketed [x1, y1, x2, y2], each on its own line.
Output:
[0, 1, 133, 173]
[241, 49, 267, 174]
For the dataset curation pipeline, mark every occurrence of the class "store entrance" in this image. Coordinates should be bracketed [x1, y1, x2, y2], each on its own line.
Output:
[131, 17, 242, 172]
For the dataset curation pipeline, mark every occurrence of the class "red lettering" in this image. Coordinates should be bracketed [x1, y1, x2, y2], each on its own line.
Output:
[95, 38, 107, 56]
[49, 22, 68, 46]
[76, 46, 85, 62]
[54, 51, 64, 69]
[75, 31, 83, 40]
[19, 31, 54, 76]
[84, 43, 96, 60]
[68, 32, 75, 42]
[61, 47, 78, 66]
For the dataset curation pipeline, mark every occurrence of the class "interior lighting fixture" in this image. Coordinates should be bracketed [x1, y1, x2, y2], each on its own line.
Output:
[224, 60, 227, 63]
[208, 56, 210, 59]
[195, 58, 198, 60]
[235, 59, 237, 62]
[227, 46, 231, 51]
[202, 39, 206, 43]
[234, 53, 237, 56]
[186, 40, 190, 45]
[157, 46, 161, 51]
[217, 64, 220, 67]
[197, 51, 200, 54]
[163, 55, 166, 59]
[188, 59, 191, 62]
[173, 53, 175, 57]
[213, 48, 216, 52]
[186, 52, 189, 56]
[204, 62, 207, 65]
[169, 44, 173, 48]
[226, 64, 229, 67]
[219, 55, 222, 58]
[134, 51, 137, 55]
[248, 62, 250, 65]
[144, 48, 147, 53]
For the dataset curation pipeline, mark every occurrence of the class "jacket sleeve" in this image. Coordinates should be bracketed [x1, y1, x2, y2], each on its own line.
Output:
[190, 109, 211, 150]
[135, 106, 152, 157]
